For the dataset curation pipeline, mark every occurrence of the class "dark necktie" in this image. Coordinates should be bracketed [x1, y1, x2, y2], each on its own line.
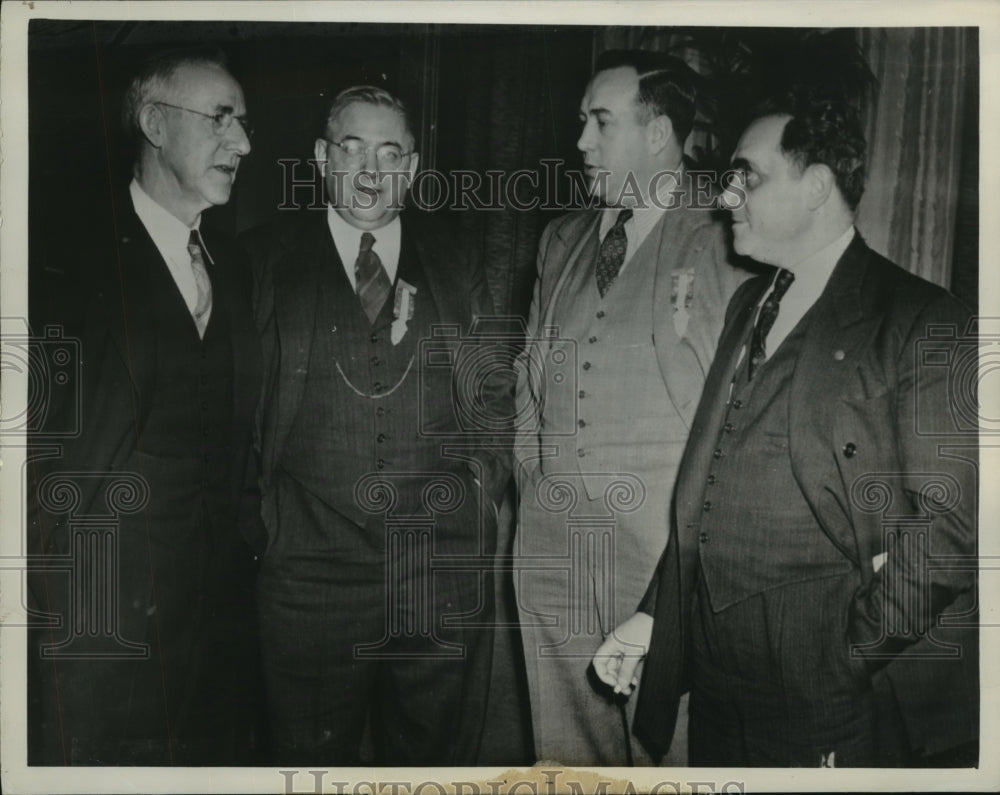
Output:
[187, 229, 213, 338]
[748, 268, 795, 379]
[595, 208, 633, 297]
[355, 232, 392, 324]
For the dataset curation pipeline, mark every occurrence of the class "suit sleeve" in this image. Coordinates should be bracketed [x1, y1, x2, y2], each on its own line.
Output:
[465, 250, 517, 506]
[847, 291, 978, 669]
[512, 220, 556, 475]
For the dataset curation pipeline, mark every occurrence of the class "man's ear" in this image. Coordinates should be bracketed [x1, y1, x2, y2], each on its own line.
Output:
[313, 138, 329, 170]
[646, 114, 675, 156]
[138, 104, 167, 148]
[805, 163, 836, 211]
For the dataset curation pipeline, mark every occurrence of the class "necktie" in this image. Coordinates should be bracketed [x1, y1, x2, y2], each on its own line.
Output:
[355, 232, 392, 324]
[187, 229, 213, 338]
[748, 268, 795, 379]
[595, 208, 633, 297]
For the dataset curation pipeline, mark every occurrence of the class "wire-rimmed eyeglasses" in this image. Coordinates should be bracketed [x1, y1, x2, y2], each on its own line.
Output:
[326, 138, 412, 169]
[153, 101, 254, 140]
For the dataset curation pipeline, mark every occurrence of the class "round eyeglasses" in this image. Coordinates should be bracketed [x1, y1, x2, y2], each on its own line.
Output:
[154, 101, 254, 139]
[327, 138, 412, 169]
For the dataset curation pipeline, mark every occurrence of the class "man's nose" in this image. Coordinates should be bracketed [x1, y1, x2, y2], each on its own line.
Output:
[225, 120, 252, 156]
[577, 120, 594, 153]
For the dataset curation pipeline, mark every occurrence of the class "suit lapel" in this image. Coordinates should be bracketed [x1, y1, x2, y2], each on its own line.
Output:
[674, 278, 765, 533]
[787, 234, 883, 466]
[271, 214, 330, 468]
[540, 212, 600, 329]
[406, 215, 468, 328]
[99, 200, 160, 410]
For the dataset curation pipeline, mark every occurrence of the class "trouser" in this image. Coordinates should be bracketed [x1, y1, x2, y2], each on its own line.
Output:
[258, 472, 495, 766]
[688, 570, 880, 767]
[514, 464, 682, 767]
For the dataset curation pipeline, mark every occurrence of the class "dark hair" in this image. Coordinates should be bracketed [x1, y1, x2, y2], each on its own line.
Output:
[121, 46, 231, 140]
[320, 85, 415, 146]
[754, 96, 868, 210]
[594, 49, 699, 143]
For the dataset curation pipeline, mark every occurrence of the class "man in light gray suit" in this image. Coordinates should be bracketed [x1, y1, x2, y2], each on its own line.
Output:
[513, 50, 751, 766]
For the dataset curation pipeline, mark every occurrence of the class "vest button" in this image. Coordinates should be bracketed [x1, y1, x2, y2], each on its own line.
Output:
[843, 442, 857, 458]
[596, 310, 605, 319]
[588, 336, 597, 344]
[732, 399, 743, 410]
[703, 500, 712, 512]
[578, 390, 586, 399]
[377, 458, 385, 470]
[200, 374, 208, 386]
[373, 382, 383, 392]
[577, 449, 586, 458]
[582, 362, 591, 371]
[377, 433, 386, 443]
[376, 407, 386, 417]
[578, 419, 586, 428]
[712, 448, 723, 460]
[699, 531, 709, 543]
[723, 422, 734, 433]
[371, 356, 380, 366]
[370, 333, 379, 343]
[707, 474, 716, 485]
[201, 401, 209, 412]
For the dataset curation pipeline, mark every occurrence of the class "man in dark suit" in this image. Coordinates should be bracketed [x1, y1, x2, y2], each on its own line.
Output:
[27, 47, 263, 765]
[245, 86, 514, 765]
[593, 98, 978, 767]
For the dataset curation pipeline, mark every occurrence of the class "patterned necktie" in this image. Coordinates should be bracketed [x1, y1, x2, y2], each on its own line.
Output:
[187, 229, 213, 338]
[595, 208, 633, 297]
[748, 268, 795, 379]
[355, 232, 393, 324]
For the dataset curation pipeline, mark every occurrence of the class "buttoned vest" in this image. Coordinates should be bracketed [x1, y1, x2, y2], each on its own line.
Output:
[541, 222, 689, 500]
[281, 232, 470, 527]
[130, 254, 237, 528]
[696, 316, 854, 611]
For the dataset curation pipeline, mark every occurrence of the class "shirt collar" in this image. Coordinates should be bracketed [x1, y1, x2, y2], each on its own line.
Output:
[599, 168, 681, 242]
[782, 224, 856, 302]
[325, 205, 401, 253]
[130, 178, 200, 248]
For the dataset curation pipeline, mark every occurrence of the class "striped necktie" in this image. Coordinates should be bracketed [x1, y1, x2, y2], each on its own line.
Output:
[355, 232, 393, 324]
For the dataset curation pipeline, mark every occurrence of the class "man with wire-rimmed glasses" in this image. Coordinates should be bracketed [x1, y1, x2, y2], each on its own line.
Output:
[243, 85, 514, 765]
[27, 46, 264, 765]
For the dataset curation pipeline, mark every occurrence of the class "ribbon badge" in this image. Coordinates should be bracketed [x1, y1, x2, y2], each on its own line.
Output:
[391, 279, 417, 345]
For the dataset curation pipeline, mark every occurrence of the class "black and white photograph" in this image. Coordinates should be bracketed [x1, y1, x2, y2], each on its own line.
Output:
[1, 1, 997, 793]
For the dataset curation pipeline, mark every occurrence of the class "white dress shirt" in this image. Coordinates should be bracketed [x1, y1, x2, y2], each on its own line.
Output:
[326, 205, 402, 290]
[130, 179, 213, 324]
[598, 170, 681, 273]
[760, 224, 855, 356]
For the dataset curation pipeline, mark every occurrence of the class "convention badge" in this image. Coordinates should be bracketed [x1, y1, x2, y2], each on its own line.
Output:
[391, 280, 417, 345]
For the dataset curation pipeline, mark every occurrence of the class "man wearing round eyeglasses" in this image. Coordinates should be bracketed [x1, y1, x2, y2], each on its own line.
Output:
[244, 86, 514, 765]
[27, 47, 263, 765]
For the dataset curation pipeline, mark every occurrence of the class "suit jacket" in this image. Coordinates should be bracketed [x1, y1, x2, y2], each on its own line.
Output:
[28, 193, 263, 551]
[635, 232, 978, 761]
[26, 190, 264, 763]
[514, 184, 752, 470]
[244, 209, 515, 540]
